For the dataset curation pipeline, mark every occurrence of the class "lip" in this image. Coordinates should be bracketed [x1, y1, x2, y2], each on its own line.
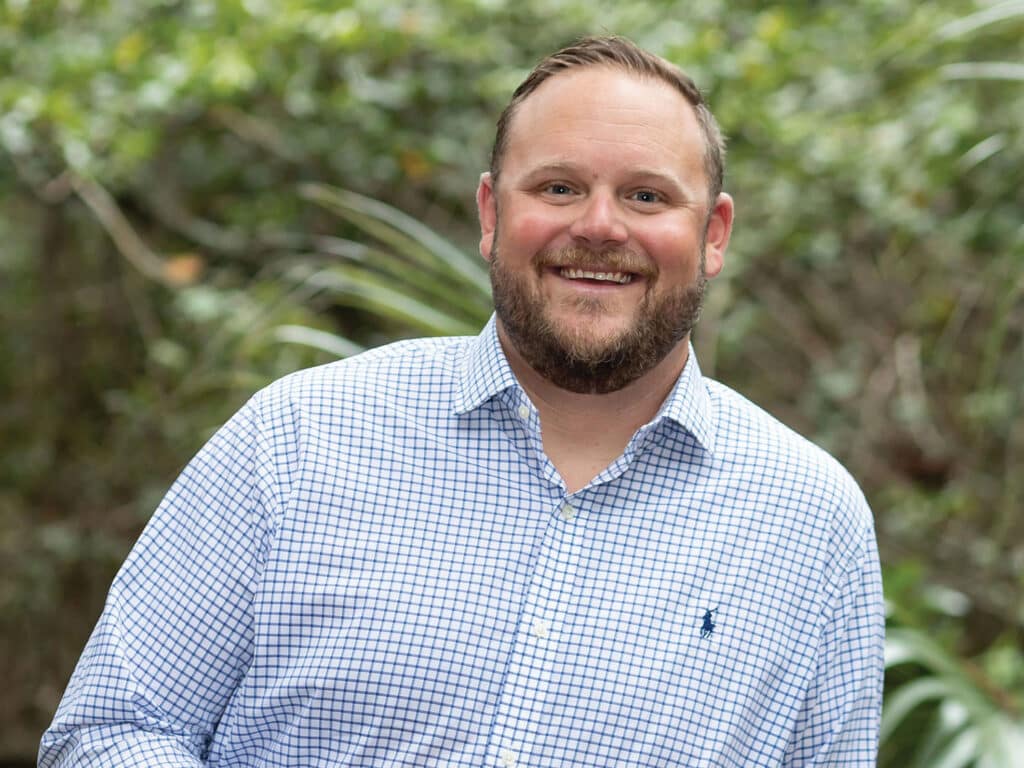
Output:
[544, 266, 645, 292]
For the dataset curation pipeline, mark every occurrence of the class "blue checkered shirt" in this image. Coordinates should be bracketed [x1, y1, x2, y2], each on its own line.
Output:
[41, 315, 884, 767]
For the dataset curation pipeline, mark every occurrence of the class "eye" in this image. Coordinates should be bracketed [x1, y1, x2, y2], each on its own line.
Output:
[630, 189, 662, 204]
[545, 183, 575, 196]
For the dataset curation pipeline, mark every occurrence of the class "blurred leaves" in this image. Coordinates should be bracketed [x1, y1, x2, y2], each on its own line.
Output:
[299, 182, 490, 335]
[883, 628, 1024, 768]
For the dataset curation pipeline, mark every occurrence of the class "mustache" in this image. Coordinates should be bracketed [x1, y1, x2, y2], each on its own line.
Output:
[531, 245, 657, 278]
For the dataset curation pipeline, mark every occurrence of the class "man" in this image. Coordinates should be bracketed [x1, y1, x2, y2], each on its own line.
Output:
[41, 36, 884, 767]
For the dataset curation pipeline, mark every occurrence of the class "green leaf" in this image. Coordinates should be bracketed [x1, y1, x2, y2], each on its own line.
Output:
[885, 628, 964, 677]
[881, 677, 953, 743]
[272, 324, 364, 359]
[938, 2, 1024, 40]
[942, 62, 1024, 81]
[307, 265, 482, 337]
[929, 726, 980, 768]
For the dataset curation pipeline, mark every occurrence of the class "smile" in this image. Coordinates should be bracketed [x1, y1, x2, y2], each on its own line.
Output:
[558, 268, 634, 285]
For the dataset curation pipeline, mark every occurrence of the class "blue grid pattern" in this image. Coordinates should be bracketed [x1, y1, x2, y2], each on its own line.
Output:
[40, 315, 884, 767]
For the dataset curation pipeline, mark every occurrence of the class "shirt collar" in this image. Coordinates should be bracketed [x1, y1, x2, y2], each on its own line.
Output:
[454, 314, 716, 456]
[453, 315, 520, 414]
[653, 343, 717, 456]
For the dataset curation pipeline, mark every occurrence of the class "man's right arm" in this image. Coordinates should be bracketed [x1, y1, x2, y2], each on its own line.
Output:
[39, 398, 281, 766]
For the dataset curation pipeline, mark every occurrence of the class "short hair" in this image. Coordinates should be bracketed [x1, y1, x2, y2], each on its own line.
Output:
[489, 36, 726, 205]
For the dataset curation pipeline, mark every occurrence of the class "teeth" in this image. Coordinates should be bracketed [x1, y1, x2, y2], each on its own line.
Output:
[560, 268, 632, 284]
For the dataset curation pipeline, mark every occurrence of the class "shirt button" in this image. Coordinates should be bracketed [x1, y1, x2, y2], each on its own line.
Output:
[500, 748, 518, 767]
[517, 404, 530, 420]
[560, 503, 576, 521]
[532, 618, 551, 639]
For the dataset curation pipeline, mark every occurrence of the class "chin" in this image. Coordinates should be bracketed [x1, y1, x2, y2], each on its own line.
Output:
[547, 309, 637, 343]
[550, 325, 639, 364]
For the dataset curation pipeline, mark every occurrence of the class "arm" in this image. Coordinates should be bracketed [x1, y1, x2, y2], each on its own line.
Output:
[784, 510, 886, 767]
[39, 399, 280, 767]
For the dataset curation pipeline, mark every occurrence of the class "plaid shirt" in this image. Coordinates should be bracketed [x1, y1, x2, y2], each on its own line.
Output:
[41, 316, 884, 767]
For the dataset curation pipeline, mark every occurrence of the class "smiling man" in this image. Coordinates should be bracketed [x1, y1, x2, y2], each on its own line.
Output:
[478, 58, 735, 494]
[41, 37, 884, 767]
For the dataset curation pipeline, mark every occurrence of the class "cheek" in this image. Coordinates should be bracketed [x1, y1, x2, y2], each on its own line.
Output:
[638, 226, 703, 275]
[500, 207, 571, 255]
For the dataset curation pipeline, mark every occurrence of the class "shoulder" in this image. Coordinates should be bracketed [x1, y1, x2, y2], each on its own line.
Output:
[222, 335, 474, 456]
[706, 378, 862, 492]
[253, 335, 472, 413]
[705, 378, 873, 555]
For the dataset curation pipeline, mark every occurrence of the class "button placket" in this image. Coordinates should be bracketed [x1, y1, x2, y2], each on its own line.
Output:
[488, 497, 584, 767]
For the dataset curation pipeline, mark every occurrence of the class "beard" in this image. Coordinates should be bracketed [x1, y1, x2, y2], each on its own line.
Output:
[490, 242, 708, 394]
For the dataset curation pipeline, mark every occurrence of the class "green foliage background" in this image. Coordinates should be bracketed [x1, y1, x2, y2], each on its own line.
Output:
[2, 0, 1022, 764]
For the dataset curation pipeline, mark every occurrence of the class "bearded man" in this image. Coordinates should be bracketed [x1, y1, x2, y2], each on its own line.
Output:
[41, 36, 884, 767]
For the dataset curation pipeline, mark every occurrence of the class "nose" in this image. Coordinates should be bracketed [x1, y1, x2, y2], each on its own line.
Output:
[568, 189, 628, 247]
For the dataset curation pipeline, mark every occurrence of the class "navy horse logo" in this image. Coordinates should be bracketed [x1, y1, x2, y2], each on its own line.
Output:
[700, 607, 718, 639]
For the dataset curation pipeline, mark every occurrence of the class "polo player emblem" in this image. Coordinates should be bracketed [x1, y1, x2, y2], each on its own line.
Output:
[700, 607, 718, 639]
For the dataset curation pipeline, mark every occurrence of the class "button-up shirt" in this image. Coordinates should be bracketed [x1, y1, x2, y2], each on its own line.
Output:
[40, 316, 884, 767]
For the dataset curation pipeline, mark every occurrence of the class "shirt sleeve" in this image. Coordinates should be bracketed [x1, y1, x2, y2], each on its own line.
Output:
[784, 501, 886, 767]
[39, 397, 280, 767]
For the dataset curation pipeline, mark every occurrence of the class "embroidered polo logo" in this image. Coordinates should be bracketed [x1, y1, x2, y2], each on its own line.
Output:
[700, 607, 718, 639]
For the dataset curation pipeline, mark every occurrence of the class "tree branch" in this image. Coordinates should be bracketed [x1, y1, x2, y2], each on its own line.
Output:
[68, 172, 169, 284]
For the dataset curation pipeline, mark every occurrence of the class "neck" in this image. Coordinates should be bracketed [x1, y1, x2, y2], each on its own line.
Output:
[497, 323, 689, 491]
[507, 339, 688, 424]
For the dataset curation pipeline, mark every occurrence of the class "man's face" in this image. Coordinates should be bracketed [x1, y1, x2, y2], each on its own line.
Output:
[477, 66, 733, 394]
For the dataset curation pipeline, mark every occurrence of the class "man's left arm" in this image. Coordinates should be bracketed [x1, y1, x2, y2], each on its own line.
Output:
[785, 507, 886, 767]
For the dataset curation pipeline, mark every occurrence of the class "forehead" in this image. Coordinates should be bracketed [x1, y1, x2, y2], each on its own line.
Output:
[502, 66, 706, 180]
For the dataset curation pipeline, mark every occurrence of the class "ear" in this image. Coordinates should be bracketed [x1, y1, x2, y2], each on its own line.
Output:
[476, 172, 497, 261]
[702, 192, 733, 279]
